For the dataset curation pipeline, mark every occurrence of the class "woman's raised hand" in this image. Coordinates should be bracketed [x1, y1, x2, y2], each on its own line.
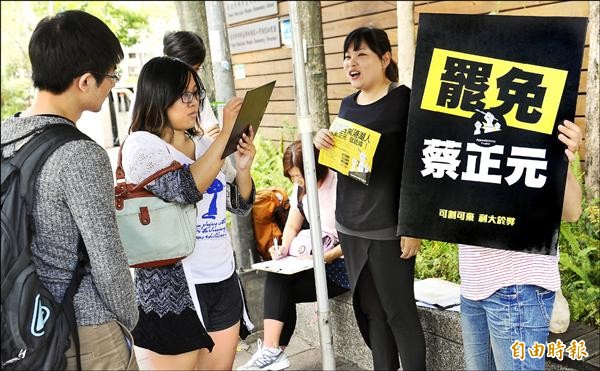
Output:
[221, 97, 243, 133]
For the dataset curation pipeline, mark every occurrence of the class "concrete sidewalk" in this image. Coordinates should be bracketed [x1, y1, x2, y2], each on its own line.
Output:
[134, 330, 364, 370]
[233, 331, 365, 370]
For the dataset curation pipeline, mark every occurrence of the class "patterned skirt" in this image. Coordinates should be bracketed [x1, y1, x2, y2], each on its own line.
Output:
[131, 262, 214, 355]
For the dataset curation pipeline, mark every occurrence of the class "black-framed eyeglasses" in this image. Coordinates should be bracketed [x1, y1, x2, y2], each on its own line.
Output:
[92, 71, 121, 83]
[181, 89, 206, 104]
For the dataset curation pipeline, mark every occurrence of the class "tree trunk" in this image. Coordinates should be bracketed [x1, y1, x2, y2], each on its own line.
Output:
[298, 1, 329, 131]
[174, 1, 216, 104]
[205, 1, 256, 270]
[396, 1, 416, 87]
[585, 1, 599, 200]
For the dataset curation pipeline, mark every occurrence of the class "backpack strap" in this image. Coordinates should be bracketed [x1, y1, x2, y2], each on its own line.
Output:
[0, 126, 50, 147]
[4, 124, 91, 214]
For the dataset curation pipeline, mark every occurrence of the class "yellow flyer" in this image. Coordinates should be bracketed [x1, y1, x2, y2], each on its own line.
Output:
[318, 117, 381, 185]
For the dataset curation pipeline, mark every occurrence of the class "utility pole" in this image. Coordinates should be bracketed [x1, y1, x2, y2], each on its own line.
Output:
[205, 1, 256, 270]
[298, 1, 330, 130]
[290, 2, 336, 369]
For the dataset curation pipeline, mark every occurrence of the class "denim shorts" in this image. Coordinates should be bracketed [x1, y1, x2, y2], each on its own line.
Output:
[460, 284, 555, 370]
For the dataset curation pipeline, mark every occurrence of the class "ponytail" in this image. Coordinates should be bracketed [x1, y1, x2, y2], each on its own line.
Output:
[386, 58, 399, 82]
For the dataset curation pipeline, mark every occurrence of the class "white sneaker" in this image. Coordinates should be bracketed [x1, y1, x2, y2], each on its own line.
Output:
[237, 339, 290, 370]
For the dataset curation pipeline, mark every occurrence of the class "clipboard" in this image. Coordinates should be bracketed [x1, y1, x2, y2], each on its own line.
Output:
[221, 80, 276, 159]
[251, 256, 313, 275]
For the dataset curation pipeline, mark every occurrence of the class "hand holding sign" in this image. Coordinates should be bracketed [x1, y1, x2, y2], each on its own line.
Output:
[233, 127, 256, 172]
[558, 120, 581, 162]
[314, 128, 335, 149]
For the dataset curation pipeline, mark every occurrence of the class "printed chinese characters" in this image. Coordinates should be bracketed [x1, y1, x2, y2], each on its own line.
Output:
[421, 139, 548, 188]
[511, 339, 589, 361]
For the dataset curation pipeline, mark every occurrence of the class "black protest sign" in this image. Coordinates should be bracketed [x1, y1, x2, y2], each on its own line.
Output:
[398, 14, 587, 255]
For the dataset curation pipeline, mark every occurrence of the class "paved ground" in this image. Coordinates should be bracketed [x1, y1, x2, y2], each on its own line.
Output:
[233, 331, 365, 370]
[134, 330, 364, 370]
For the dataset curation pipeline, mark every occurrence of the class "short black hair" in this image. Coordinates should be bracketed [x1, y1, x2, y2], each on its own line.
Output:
[343, 27, 399, 82]
[28, 10, 124, 94]
[130, 56, 203, 138]
[163, 31, 206, 67]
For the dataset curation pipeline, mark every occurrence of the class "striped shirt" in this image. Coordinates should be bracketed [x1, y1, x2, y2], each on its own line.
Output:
[459, 244, 560, 301]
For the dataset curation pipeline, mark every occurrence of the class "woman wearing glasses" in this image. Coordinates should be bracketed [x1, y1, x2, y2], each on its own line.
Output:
[163, 31, 221, 140]
[121, 56, 256, 370]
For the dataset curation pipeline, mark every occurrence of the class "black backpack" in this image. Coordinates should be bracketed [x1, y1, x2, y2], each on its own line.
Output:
[1, 124, 91, 370]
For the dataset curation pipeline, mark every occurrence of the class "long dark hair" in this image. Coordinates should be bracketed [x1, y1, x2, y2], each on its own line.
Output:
[343, 27, 398, 82]
[130, 56, 203, 138]
[283, 141, 328, 198]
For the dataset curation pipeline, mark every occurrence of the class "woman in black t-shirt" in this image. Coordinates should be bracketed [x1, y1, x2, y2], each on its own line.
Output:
[314, 27, 426, 370]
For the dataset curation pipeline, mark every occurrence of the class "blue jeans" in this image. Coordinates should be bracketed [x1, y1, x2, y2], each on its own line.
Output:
[461, 285, 555, 370]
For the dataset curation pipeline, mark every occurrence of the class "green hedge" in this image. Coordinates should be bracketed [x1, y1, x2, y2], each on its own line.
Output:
[558, 160, 599, 326]
[251, 134, 292, 194]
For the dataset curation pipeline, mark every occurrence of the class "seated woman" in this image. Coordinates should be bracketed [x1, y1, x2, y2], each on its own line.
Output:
[238, 141, 350, 370]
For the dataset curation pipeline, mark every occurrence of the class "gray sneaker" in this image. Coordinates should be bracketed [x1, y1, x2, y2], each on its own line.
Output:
[237, 339, 290, 370]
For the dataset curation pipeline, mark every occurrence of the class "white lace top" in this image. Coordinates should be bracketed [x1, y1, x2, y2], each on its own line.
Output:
[122, 131, 236, 284]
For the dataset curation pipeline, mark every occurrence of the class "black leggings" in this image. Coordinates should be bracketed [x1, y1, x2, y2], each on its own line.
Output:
[263, 268, 348, 346]
[340, 234, 426, 370]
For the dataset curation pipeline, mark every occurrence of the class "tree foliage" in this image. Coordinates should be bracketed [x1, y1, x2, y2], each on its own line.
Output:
[1, 1, 151, 120]
[30, 1, 149, 47]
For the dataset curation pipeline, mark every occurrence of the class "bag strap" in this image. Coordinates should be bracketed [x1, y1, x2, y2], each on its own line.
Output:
[1, 126, 50, 147]
[115, 137, 183, 192]
[115, 138, 127, 181]
[60, 235, 88, 371]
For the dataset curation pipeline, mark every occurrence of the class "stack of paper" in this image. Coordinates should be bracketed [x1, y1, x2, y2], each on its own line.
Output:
[414, 278, 461, 311]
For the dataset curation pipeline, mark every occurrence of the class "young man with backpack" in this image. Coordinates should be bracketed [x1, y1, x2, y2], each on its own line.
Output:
[1, 10, 138, 370]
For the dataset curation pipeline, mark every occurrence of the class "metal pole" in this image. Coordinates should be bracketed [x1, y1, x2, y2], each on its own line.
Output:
[205, 1, 256, 270]
[290, 2, 336, 369]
